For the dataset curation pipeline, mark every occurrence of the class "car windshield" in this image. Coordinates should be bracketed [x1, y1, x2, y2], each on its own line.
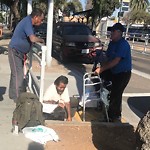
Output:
[63, 25, 92, 35]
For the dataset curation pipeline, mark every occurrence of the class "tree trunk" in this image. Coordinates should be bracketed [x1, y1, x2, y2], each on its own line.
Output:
[11, 0, 20, 20]
[136, 110, 150, 150]
[9, 0, 20, 30]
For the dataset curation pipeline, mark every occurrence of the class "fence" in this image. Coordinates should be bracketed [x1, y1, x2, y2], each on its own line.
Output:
[96, 31, 150, 54]
[26, 42, 47, 102]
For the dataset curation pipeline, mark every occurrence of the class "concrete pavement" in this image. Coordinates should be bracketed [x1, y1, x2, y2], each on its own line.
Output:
[0, 29, 150, 149]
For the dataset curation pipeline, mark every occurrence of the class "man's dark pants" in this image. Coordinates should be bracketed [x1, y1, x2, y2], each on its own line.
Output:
[108, 71, 131, 120]
[101, 70, 131, 120]
[8, 47, 25, 100]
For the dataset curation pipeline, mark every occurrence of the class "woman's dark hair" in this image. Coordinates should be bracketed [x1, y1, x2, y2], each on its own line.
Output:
[30, 8, 44, 18]
[54, 75, 68, 86]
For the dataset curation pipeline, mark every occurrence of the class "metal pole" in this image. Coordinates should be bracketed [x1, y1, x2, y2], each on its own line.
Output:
[118, 0, 122, 23]
[39, 45, 47, 102]
[46, 0, 54, 67]
[131, 34, 135, 50]
[143, 35, 148, 53]
[27, 0, 32, 15]
[28, 49, 33, 92]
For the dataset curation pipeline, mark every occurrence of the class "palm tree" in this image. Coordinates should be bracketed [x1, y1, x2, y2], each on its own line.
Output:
[129, 0, 150, 25]
[54, 0, 66, 8]
[130, 0, 149, 11]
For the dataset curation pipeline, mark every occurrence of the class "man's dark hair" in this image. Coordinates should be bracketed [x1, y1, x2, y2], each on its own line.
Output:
[54, 75, 68, 86]
[30, 8, 44, 18]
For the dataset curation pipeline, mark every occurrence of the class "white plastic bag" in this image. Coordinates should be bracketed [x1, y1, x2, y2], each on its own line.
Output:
[80, 78, 98, 107]
[22, 125, 59, 144]
[100, 87, 109, 107]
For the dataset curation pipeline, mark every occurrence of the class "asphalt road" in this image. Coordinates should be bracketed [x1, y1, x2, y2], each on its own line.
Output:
[132, 50, 150, 74]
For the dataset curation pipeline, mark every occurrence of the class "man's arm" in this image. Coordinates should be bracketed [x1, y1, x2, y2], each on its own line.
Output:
[65, 102, 72, 121]
[29, 34, 45, 43]
[95, 57, 121, 74]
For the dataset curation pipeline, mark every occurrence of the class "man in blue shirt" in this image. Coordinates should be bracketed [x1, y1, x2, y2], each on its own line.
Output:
[8, 8, 45, 101]
[95, 23, 132, 122]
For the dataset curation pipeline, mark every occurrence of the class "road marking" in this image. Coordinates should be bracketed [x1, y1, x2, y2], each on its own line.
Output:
[132, 54, 150, 61]
[123, 93, 150, 97]
[132, 49, 150, 56]
[132, 69, 150, 80]
[74, 111, 82, 122]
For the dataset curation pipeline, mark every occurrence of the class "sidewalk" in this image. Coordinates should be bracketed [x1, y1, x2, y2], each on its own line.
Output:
[0, 30, 150, 149]
[0, 33, 82, 149]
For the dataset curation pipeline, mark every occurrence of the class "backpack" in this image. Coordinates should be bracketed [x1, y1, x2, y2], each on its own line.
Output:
[12, 92, 45, 131]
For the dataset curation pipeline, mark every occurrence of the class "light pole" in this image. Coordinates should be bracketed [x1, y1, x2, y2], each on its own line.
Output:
[46, 0, 54, 66]
[118, 0, 122, 23]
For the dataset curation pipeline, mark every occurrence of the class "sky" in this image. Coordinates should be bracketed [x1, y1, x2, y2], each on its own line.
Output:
[80, 0, 86, 10]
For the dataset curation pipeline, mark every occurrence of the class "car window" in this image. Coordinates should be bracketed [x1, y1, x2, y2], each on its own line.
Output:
[63, 25, 92, 35]
[34, 23, 47, 32]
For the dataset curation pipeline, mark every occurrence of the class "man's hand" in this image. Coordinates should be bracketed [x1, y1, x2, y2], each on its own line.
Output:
[39, 38, 45, 44]
[95, 67, 101, 74]
[66, 117, 72, 121]
[29, 34, 45, 44]
[58, 103, 65, 108]
[65, 102, 72, 122]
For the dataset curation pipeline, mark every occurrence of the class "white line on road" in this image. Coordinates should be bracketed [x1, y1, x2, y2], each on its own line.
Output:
[123, 93, 150, 97]
[132, 69, 150, 80]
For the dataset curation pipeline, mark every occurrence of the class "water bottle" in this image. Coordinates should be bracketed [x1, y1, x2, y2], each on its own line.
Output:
[12, 120, 19, 135]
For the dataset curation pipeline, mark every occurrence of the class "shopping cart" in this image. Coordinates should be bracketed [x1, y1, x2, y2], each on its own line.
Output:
[82, 72, 110, 122]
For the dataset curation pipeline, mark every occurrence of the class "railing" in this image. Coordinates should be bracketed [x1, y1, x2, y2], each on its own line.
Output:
[26, 43, 47, 103]
[96, 31, 150, 54]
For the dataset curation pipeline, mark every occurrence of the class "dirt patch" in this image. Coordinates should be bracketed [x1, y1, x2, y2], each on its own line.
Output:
[45, 121, 136, 150]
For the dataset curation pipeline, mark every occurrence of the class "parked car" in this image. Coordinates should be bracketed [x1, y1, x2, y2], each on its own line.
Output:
[52, 22, 102, 62]
[126, 28, 141, 41]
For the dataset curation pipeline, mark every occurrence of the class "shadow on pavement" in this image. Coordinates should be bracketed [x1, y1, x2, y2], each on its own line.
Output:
[0, 87, 6, 101]
[0, 45, 8, 54]
[28, 142, 44, 150]
[91, 122, 136, 150]
[127, 96, 150, 118]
